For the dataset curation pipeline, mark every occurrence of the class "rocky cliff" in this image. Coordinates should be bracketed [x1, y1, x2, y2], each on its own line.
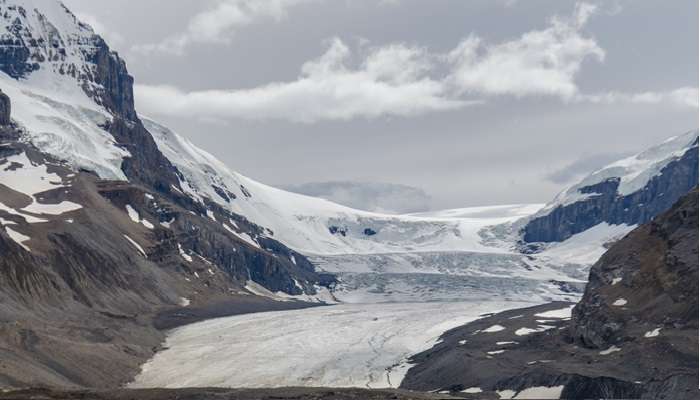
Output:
[402, 188, 699, 399]
[522, 132, 698, 243]
[0, 88, 9, 126]
[571, 187, 698, 350]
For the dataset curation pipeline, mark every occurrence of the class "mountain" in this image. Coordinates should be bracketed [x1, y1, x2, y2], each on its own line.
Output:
[401, 188, 698, 399]
[0, 0, 555, 388]
[0, 0, 697, 392]
[2, 1, 684, 307]
[0, 0, 336, 387]
[521, 131, 698, 244]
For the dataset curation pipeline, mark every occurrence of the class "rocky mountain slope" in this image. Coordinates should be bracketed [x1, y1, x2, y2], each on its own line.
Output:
[521, 131, 698, 243]
[0, 0, 336, 388]
[401, 188, 698, 399]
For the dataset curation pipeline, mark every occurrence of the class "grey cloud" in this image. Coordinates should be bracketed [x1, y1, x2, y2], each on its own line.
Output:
[132, 2, 696, 124]
[282, 181, 432, 214]
[61, 0, 699, 208]
[546, 152, 632, 184]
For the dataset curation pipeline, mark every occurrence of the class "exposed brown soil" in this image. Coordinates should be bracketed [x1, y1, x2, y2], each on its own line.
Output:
[0, 387, 458, 400]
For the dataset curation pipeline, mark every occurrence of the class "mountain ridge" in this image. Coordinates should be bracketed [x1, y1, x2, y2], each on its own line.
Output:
[521, 130, 698, 243]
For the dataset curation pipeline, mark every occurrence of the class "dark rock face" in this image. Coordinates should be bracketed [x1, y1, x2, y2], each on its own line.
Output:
[106, 118, 181, 193]
[0, 7, 36, 79]
[0, 89, 10, 126]
[83, 37, 137, 121]
[329, 225, 348, 236]
[571, 187, 698, 349]
[0, 89, 18, 142]
[402, 189, 699, 400]
[523, 142, 698, 243]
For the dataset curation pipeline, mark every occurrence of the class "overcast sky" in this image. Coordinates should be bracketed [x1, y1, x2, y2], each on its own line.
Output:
[63, 0, 698, 210]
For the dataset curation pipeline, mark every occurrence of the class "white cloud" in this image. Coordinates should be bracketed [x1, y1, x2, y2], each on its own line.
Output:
[134, 2, 697, 123]
[132, 0, 315, 55]
[135, 38, 468, 123]
[578, 87, 699, 108]
[447, 2, 604, 99]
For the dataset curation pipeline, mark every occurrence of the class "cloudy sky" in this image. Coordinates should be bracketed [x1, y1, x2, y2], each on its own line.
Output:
[63, 0, 698, 210]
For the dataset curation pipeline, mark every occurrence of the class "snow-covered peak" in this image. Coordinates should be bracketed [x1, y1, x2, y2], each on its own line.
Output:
[0, 0, 99, 81]
[543, 130, 698, 212]
[144, 118, 541, 256]
[0, 0, 134, 180]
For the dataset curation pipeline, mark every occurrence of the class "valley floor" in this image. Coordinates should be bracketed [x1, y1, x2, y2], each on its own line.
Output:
[0, 388, 458, 400]
[130, 301, 534, 389]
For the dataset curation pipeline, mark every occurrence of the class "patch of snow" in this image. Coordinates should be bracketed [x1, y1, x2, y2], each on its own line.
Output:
[611, 277, 622, 285]
[0, 217, 16, 225]
[244, 280, 289, 302]
[496, 341, 517, 345]
[644, 328, 661, 338]
[0, 152, 82, 217]
[179, 297, 190, 307]
[125, 205, 140, 223]
[482, 324, 506, 333]
[123, 235, 146, 257]
[178, 244, 193, 262]
[612, 298, 628, 307]
[462, 387, 482, 394]
[497, 389, 517, 399]
[599, 345, 621, 355]
[0, 202, 48, 223]
[206, 209, 216, 221]
[514, 385, 564, 399]
[4, 227, 31, 251]
[458, 340, 467, 345]
[515, 328, 539, 336]
[160, 218, 174, 228]
[23, 201, 82, 216]
[141, 219, 154, 229]
[538, 223, 636, 266]
[221, 223, 260, 249]
[0, 152, 64, 195]
[488, 350, 506, 355]
[534, 305, 574, 319]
